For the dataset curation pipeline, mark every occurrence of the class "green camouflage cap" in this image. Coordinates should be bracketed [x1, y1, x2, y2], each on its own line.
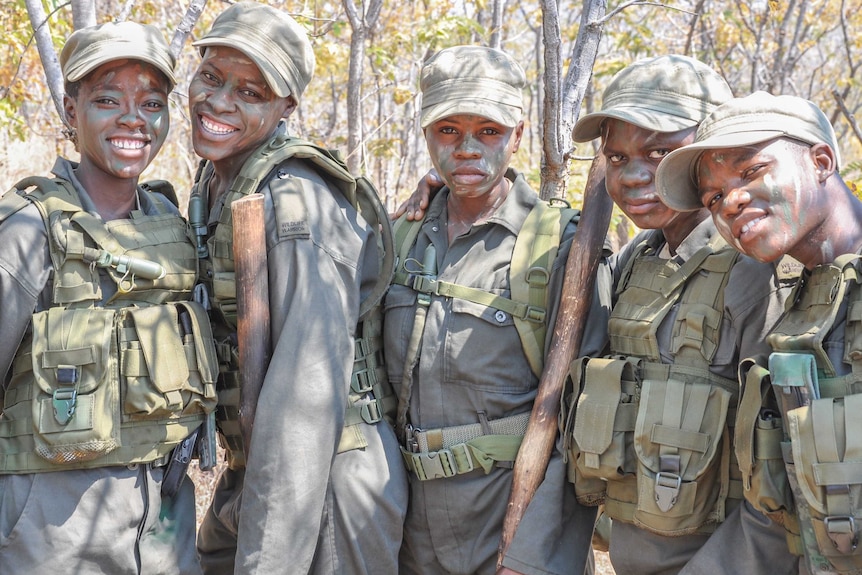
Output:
[656, 91, 842, 211]
[573, 54, 732, 142]
[420, 45, 526, 128]
[193, 1, 315, 101]
[60, 21, 177, 88]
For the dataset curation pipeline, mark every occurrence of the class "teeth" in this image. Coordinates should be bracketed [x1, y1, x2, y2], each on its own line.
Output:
[111, 139, 145, 150]
[741, 217, 764, 236]
[201, 116, 235, 135]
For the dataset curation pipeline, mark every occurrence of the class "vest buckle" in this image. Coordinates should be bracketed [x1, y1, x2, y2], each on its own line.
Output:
[825, 515, 859, 553]
[654, 471, 682, 512]
[52, 387, 78, 425]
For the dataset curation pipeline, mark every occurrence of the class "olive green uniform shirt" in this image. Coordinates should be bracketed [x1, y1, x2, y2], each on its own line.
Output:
[195, 151, 408, 575]
[383, 170, 612, 575]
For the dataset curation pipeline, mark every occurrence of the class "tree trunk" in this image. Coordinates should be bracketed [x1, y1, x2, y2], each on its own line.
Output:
[343, 0, 383, 176]
[71, 0, 96, 29]
[539, 0, 607, 200]
[170, 0, 207, 61]
[489, 0, 506, 50]
[24, 0, 67, 131]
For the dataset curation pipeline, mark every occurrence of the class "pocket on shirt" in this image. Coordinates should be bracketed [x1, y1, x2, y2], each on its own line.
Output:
[444, 297, 533, 393]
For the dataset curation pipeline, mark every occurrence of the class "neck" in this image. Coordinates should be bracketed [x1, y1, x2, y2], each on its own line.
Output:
[448, 178, 509, 224]
[446, 179, 509, 242]
[75, 167, 138, 221]
[796, 186, 862, 269]
[662, 209, 709, 254]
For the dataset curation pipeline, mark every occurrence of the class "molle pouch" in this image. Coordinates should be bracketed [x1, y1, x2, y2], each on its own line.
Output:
[212, 271, 237, 304]
[633, 377, 733, 535]
[121, 302, 218, 420]
[787, 394, 862, 573]
[735, 357, 795, 521]
[561, 356, 606, 505]
[574, 357, 640, 485]
[30, 307, 120, 463]
[670, 301, 722, 362]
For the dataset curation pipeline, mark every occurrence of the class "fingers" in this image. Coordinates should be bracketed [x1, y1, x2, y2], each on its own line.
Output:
[389, 169, 443, 221]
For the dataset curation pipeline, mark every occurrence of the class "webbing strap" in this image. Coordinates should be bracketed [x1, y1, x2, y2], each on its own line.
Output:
[410, 276, 545, 323]
[391, 202, 575, 379]
[510, 201, 571, 376]
[395, 303, 428, 442]
[401, 434, 524, 481]
[415, 411, 531, 452]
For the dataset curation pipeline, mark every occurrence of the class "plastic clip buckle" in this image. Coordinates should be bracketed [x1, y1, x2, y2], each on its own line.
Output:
[654, 471, 682, 512]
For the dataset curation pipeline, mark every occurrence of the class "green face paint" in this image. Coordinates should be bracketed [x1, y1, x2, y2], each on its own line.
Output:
[698, 138, 831, 268]
[424, 114, 521, 202]
[70, 60, 170, 182]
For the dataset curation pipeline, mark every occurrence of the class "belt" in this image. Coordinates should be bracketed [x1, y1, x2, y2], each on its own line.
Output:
[401, 412, 530, 481]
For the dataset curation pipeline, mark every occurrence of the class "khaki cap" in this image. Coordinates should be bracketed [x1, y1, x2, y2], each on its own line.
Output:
[60, 21, 177, 88]
[420, 45, 526, 128]
[573, 54, 732, 142]
[656, 91, 841, 211]
[193, 1, 315, 101]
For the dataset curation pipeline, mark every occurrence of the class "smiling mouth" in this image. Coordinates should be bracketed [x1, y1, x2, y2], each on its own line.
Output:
[200, 116, 237, 135]
[109, 138, 146, 150]
[739, 216, 766, 237]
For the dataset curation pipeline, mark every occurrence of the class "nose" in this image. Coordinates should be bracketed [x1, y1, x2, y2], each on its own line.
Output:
[719, 184, 751, 218]
[207, 84, 234, 113]
[118, 105, 145, 129]
[618, 159, 652, 189]
[454, 134, 481, 158]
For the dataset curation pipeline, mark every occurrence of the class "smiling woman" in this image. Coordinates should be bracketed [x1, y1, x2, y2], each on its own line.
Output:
[0, 21, 217, 575]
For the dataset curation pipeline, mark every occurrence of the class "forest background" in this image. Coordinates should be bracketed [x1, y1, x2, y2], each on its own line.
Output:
[2, 0, 862, 249]
[2, 1, 862, 572]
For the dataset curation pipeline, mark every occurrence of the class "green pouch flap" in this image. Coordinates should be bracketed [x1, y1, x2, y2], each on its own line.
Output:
[770, 352, 819, 394]
[176, 301, 218, 386]
[574, 357, 626, 466]
[32, 307, 114, 396]
[735, 356, 770, 488]
[128, 305, 188, 394]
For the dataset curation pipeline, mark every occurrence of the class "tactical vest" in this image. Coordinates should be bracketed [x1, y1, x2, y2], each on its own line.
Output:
[564, 232, 742, 536]
[392, 197, 580, 481]
[738, 255, 862, 574]
[190, 131, 395, 469]
[0, 177, 217, 473]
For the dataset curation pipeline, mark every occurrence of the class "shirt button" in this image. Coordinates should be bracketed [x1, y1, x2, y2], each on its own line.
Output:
[432, 225, 439, 232]
[495, 310, 507, 323]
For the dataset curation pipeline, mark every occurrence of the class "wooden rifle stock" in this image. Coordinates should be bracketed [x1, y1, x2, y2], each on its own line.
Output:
[232, 193, 272, 459]
[498, 156, 611, 566]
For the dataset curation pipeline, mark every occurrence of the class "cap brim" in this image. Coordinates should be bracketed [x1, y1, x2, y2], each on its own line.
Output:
[421, 100, 520, 129]
[194, 37, 290, 98]
[573, 108, 698, 142]
[656, 130, 786, 212]
[66, 47, 176, 87]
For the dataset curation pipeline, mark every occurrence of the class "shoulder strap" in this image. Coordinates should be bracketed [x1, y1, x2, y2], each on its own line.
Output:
[355, 175, 395, 321]
[392, 214, 425, 284]
[234, 133, 393, 321]
[139, 179, 178, 212]
[616, 231, 664, 297]
[510, 199, 579, 377]
[233, 133, 356, 206]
